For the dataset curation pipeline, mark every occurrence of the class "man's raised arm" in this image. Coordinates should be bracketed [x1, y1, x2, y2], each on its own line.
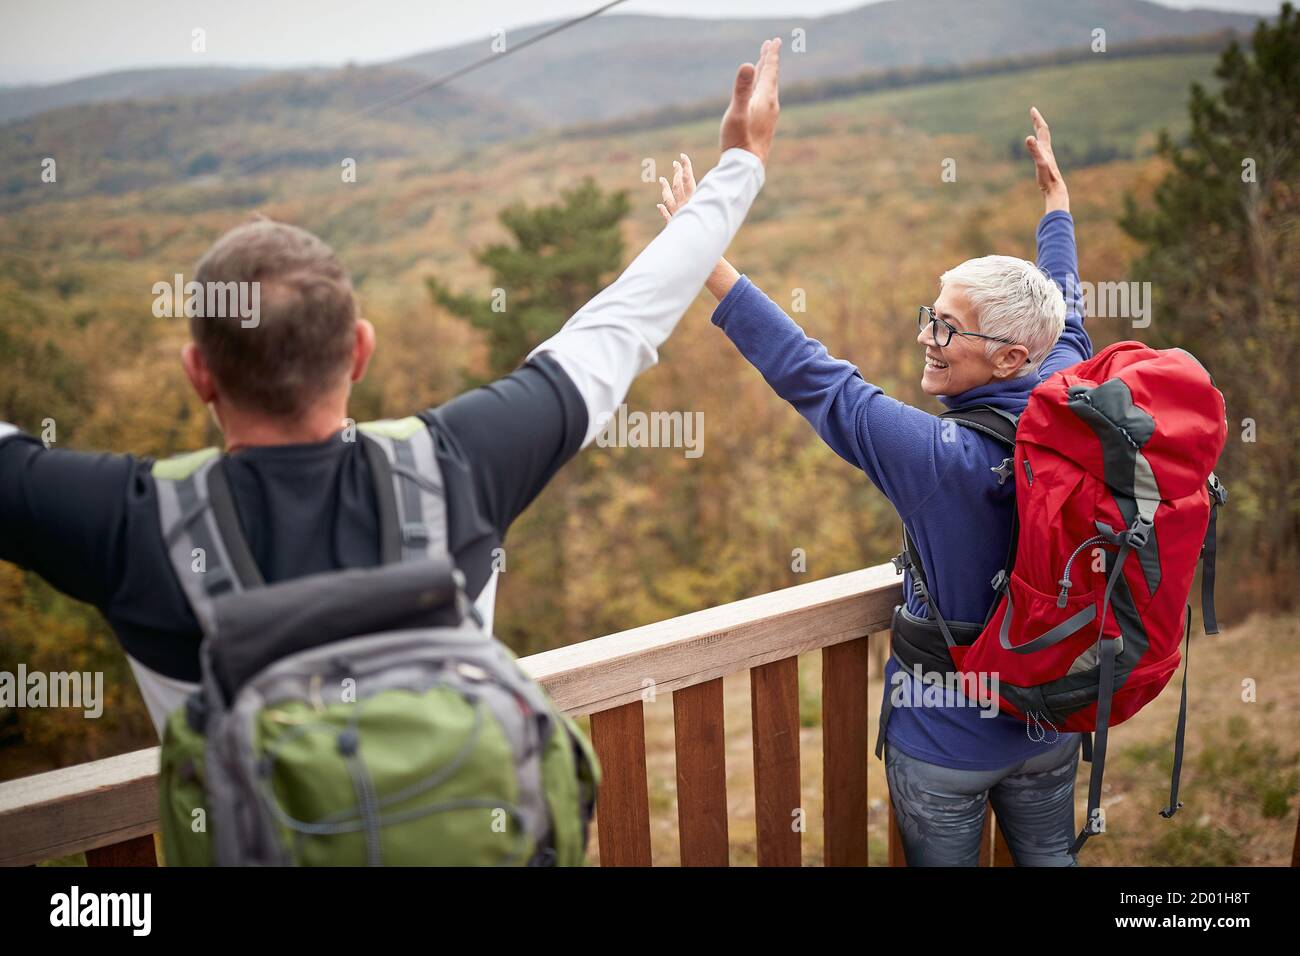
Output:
[529, 38, 781, 447]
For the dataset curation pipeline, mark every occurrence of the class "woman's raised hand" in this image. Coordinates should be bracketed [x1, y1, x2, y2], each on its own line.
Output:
[1026, 106, 1069, 214]
[650, 149, 741, 301]
[657, 153, 697, 224]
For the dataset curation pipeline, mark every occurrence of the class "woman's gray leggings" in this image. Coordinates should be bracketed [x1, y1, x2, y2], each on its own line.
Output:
[885, 736, 1082, 866]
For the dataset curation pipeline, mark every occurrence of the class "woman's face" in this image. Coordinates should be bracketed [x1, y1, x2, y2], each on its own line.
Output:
[918, 285, 1000, 397]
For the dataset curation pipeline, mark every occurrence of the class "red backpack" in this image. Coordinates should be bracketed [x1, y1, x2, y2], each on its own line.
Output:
[887, 341, 1227, 856]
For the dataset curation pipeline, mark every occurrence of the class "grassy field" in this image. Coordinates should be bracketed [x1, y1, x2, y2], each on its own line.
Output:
[795, 53, 1220, 163]
[581, 613, 1299, 867]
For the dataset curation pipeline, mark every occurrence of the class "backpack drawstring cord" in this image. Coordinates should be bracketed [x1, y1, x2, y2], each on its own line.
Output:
[1026, 709, 1059, 744]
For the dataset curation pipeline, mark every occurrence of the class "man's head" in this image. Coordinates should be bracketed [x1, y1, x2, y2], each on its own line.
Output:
[181, 218, 374, 431]
[918, 255, 1065, 396]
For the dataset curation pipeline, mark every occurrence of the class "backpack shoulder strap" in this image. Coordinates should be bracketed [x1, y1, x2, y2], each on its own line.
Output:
[1201, 472, 1227, 635]
[940, 404, 1019, 448]
[153, 448, 264, 639]
[358, 417, 448, 565]
[947, 404, 1021, 608]
[892, 405, 1021, 622]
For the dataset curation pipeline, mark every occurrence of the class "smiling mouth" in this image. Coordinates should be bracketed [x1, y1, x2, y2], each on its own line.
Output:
[925, 354, 949, 370]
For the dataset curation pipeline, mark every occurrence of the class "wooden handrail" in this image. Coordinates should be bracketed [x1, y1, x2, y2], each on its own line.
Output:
[519, 564, 900, 715]
[0, 748, 160, 867]
[0, 564, 902, 867]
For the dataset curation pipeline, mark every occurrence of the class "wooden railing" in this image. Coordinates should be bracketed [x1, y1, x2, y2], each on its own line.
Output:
[528, 562, 898, 866]
[4, 561, 1292, 867]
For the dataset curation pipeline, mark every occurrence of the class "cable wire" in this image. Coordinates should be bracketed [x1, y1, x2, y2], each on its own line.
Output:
[234, 0, 631, 178]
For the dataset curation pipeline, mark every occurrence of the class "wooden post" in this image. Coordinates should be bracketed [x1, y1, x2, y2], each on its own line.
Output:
[751, 657, 802, 866]
[823, 638, 869, 866]
[673, 679, 729, 866]
[86, 834, 157, 867]
[590, 701, 652, 866]
[1292, 807, 1300, 867]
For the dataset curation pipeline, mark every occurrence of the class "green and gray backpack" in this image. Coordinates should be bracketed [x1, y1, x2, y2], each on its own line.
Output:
[153, 417, 599, 866]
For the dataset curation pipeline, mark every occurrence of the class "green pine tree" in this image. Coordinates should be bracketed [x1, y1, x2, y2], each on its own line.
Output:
[1120, 3, 1300, 610]
[427, 177, 630, 380]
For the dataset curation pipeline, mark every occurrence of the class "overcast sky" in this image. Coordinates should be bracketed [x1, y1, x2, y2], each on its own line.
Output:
[0, 0, 1282, 86]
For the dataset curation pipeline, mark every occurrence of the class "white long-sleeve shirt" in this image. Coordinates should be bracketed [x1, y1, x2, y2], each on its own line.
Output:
[528, 147, 766, 447]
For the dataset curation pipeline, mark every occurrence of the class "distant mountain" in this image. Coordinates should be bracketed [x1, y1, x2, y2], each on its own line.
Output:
[0, 67, 538, 208]
[370, 0, 1268, 124]
[2, 0, 1267, 128]
[0, 0, 1270, 209]
[0, 67, 276, 124]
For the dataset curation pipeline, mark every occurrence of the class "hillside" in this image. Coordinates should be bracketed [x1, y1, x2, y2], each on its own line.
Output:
[0, 66, 275, 125]
[394, 0, 1262, 125]
[0, 48, 1234, 776]
[2, 0, 1263, 130]
[0, 1, 1266, 211]
[0, 36, 1232, 212]
[0, 67, 538, 209]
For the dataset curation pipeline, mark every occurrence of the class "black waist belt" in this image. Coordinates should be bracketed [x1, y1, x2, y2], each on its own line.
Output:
[874, 604, 984, 759]
[889, 604, 982, 675]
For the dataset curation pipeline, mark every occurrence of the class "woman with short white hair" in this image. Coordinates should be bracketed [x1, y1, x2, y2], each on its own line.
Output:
[658, 108, 1092, 866]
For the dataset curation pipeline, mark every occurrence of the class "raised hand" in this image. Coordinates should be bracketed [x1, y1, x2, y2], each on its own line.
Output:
[1025, 106, 1069, 214]
[657, 153, 697, 223]
[720, 37, 782, 165]
[651, 149, 740, 301]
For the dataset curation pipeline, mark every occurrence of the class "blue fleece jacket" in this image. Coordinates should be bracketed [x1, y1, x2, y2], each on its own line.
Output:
[712, 210, 1092, 771]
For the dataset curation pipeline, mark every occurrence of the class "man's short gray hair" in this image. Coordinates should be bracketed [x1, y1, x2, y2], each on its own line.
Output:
[939, 255, 1066, 377]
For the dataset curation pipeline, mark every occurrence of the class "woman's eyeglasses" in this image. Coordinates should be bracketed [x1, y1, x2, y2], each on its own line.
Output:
[917, 306, 1019, 348]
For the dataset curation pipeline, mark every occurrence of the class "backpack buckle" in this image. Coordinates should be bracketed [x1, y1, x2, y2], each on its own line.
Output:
[1208, 475, 1228, 507]
[990, 569, 1009, 593]
[891, 552, 907, 575]
[1126, 515, 1153, 550]
[991, 457, 1014, 485]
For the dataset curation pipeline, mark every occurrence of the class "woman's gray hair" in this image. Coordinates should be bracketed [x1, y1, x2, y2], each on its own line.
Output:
[939, 255, 1066, 377]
